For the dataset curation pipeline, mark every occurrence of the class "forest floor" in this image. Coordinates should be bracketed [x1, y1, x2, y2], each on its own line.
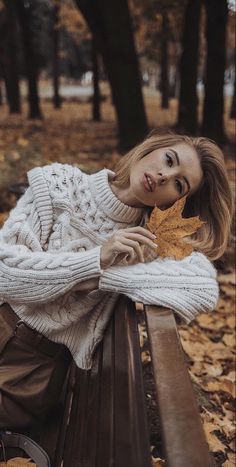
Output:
[0, 84, 235, 467]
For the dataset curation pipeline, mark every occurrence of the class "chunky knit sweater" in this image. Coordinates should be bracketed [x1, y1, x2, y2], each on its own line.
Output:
[0, 163, 219, 369]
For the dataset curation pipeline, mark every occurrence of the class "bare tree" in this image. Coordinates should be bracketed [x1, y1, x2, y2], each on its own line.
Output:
[15, 0, 42, 119]
[92, 34, 100, 121]
[230, 70, 236, 119]
[202, 0, 228, 143]
[1, 1, 21, 113]
[160, 11, 169, 109]
[177, 0, 201, 134]
[52, 2, 61, 109]
[75, 0, 147, 149]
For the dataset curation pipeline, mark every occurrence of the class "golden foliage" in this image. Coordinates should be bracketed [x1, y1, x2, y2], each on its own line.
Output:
[53, 0, 90, 43]
[146, 196, 205, 260]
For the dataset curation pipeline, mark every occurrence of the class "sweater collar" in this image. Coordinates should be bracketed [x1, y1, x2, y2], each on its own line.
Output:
[89, 168, 145, 224]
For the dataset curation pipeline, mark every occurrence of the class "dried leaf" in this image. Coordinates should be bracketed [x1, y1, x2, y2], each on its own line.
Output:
[226, 316, 236, 329]
[202, 408, 235, 441]
[204, 379, 236, 399]
[141, 350, 151, 364]
[0, 212, 8, 227]
[203, 421, 226, 453]
[197, 314, 224, 331]
[224, 371, 236, 383]
[151, 457, 166, 466]
[228, 439, 236, 452]
[220, 284, 236, 298]
[222, 334, 235, 347]
[203, 363, 223, 377]
[10, 150, 21, 161]
[222, 460, 236, 467]
[146, 196, 205, 260]
[17, 138, 29, 147]
[0, 458, 36, 466]
[218, 271, 236, 286]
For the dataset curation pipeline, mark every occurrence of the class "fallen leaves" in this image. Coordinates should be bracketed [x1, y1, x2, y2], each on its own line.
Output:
[0, 459, 36, 466]
[151, 457, 166, 466]
[146, 196, 205, 260]
[0, 212, 8, 227]
[179, 276, 235, 464]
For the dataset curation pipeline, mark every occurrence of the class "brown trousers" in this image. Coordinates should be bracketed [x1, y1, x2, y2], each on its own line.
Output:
[0, 303, 71, 430]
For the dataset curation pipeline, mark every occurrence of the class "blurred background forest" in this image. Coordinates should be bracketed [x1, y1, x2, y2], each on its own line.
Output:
[0, 1, 235, 466]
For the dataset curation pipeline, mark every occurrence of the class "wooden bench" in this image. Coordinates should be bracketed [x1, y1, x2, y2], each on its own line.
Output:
[3, 184, 214, 466]
[9, 296, 213, 467]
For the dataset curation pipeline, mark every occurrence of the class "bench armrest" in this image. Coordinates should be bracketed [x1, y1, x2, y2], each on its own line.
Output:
[145, 305, 214, 467]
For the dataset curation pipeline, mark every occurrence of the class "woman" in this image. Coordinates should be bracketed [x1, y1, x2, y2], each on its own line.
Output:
[0, 131, 233, 429]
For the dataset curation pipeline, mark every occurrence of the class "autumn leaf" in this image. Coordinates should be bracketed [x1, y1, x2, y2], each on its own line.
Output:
[17, 138, 29, 147]
[146, 196, 205, 260]
[0, 458, 36, 466]
[151, 457, 166, 466]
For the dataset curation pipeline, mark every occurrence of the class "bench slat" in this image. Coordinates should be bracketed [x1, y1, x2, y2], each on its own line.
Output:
[113, 298, 151, 467]
[145, 306, 214, 467]
[63, 366, 87, 466]
[96, 312, 115, 466]
[64, 353, 102, 466]
[63, 297, 151, 467]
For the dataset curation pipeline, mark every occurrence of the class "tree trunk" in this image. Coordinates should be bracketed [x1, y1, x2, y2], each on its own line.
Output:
[161, 11, 169, 109]
[15, 0, 42, 119]
[75, 0, 147, 149]
[52, 3, 61, 109]
[177, 0, 201, 134]
[1, 1, 21, 113]
[202, 0, 228, 143]
[230, 71, 236, 119]
[0, 81, 3, 105]
[92, 35, 101, 121]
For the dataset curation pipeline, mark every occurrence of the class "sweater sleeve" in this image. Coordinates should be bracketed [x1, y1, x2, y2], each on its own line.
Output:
[98, 252, 219, 323]
[0, 186, 102, 305]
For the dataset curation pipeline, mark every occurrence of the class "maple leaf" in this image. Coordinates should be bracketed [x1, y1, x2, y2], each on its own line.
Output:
[146, 196, 205, 260]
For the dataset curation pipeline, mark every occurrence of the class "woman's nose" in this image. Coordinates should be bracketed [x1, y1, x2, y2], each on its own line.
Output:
[158, 173, 170, 185]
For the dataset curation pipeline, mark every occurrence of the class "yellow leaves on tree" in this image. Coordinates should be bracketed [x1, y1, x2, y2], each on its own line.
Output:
[55, 0, 90, 43]
[146, 196, 205, 260]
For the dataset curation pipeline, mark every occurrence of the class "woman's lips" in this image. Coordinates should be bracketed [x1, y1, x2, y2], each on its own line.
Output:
[142, 174, 152, 192]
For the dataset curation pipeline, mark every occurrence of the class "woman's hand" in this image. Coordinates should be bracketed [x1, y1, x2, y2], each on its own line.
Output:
[100, 226, 157, 269]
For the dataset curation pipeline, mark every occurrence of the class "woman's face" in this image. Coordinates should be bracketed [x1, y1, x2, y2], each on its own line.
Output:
[129, 142, 203, 208]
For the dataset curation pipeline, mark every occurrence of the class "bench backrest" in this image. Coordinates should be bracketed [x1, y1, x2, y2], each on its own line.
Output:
[32, 298, 214, 467]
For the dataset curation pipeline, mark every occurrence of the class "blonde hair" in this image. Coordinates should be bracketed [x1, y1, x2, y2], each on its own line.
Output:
[112, 130, 234, 261]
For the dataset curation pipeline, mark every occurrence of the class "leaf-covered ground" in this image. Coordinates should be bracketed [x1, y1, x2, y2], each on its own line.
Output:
[0, 85, 235, 466]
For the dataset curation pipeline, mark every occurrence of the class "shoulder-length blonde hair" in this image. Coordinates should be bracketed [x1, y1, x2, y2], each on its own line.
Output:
[112, 130, 234, 261]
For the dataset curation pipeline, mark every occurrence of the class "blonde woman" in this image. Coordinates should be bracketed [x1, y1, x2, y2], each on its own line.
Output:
[0, 131, 233, 430]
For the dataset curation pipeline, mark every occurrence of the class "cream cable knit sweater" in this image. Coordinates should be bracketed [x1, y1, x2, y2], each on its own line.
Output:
[0, 163, 219, 369]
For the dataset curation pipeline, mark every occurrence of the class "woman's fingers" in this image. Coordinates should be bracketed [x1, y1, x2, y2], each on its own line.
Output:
[122, 233, 157, 250]
[100, 226, 158, 269]
[113, 241, 136, 260]
[122, 226, 157, 240]
[117, 238, 145, 262]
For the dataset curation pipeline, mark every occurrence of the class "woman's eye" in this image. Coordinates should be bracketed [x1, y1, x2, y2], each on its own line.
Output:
[166, 153, 173, 167]
[175, 180, 183, 194]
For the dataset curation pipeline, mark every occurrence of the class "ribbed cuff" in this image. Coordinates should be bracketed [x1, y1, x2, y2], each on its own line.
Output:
[99, 268, 129, 292]
[70, 246, 102, 283]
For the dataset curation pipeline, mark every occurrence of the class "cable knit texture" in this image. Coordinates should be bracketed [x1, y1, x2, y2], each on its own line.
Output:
[0, 163, 219, 369]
